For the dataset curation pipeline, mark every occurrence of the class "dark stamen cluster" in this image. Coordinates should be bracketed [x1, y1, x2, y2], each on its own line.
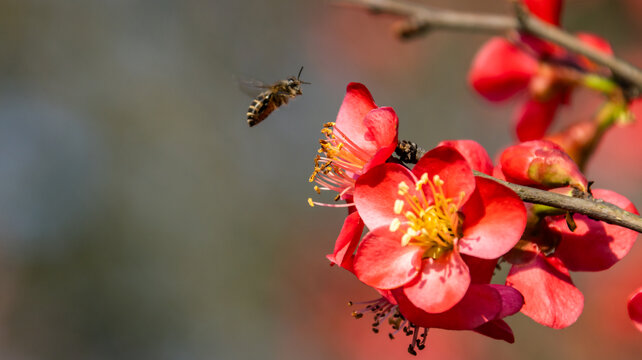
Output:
[348, 298, 430, 356]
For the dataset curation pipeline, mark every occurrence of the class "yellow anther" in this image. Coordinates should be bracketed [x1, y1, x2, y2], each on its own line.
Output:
[398, 181, 409, 195]
[405, 211, 417, 221]
[334, 194, 341, 201]
[323, 122, 335, 127]
[394, 199, 405, 214]
[401, 233, 413, 247]
[307, 198, 315, 207]
[314, 186, 321, 194]
[309, 171, 318, 182]
[389, 218, 401, 232]
[433, 174, 444, 186]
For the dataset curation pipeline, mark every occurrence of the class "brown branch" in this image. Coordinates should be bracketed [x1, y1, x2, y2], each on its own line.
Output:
[394, 141, 642, 233]
[340, 0, 642, 98]
[473, 171, 642, 233]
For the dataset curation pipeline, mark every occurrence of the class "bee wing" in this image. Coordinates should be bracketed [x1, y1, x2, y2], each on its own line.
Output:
[238, 77, 271, 97]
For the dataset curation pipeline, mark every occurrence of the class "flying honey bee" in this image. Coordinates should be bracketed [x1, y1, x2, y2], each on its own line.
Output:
[245, 67, 309, 127]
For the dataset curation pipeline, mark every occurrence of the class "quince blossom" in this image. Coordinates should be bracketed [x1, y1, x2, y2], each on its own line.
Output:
[351, 145, 527, 313]
[309, 82, 398, 205]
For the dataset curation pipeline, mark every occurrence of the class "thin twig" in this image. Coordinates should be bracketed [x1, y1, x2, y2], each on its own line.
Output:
[340, 0, 642, 98]
[394, 140, 642, 233]
[473, 171, 642, 233]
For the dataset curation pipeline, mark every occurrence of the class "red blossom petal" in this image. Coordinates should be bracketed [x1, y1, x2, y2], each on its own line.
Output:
[360, 107, 399, 171]
[506, 253, 583, 329]
[352, 227, 423, 290]
[627, 287, 642, 332]
[546, 189, 639, 271]
[515, 96, 563, 141]
[412, 146, 476, 206]
[354, 163, 418, 231]
[468, 37, 538, 102]
[473, 319, 515, 343]
[438, 140, 494, 175]
[401, 249, 471, 313]
[459, 177, 526, 259]
[335, 83, 376, 136]
[326, 211, 364, 270]
[523, 0, 563, 25]
[489, 284, 524, 318]
[461, 254, 497, 284]
[393, 284, 501, 330]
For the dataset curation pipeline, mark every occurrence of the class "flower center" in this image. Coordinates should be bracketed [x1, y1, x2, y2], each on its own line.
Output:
[308, 122, 371, 199]
[389, 173, 465, 259]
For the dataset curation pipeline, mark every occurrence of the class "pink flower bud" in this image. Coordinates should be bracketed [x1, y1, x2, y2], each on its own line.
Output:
[500, 140, 588, 191]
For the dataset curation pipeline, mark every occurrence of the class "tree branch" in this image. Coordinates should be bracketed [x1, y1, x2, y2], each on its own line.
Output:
[340, 0, 642, 98]
[473, 171, 642, 233]
[394, 140, 642, 233]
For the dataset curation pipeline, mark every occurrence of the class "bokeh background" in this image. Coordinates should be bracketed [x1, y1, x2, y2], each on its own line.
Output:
[0, 0, 641, 359]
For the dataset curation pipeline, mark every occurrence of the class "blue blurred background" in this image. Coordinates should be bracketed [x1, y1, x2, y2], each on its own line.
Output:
[0, 0, 640, 359]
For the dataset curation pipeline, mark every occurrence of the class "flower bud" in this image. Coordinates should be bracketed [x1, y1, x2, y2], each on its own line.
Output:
[500, 140, 588, 191]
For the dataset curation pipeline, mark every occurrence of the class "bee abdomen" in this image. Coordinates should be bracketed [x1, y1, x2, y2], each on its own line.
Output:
[247, 92, 274, 127]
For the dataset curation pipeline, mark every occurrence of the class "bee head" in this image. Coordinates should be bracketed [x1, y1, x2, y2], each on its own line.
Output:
[284, 67, 309, 96]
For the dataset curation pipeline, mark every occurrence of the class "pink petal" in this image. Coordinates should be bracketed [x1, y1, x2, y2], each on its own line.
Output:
[506, 254, 584, 329]
[352, 227, 423, 290]
[360, 107, 399, 173]
[524, 0, 563, 25]
[488, 284, 524, 318]
[461, 254, 498, 284]
[437, 140, 494, 175]
[473, 319, 515, 343]
[335, 83, 377, 138]
[363, 107, 399, 150]
[468, 37, 538, 102]
[354, 163, 418, 231]
[627, 287, 642, 332]
[326, 211, 365, 270]
[402, 249, 471, 313]
[546, 189, 639, 271]
[335, 87, 398, 161]
[393, 284, 501, 330]
[412, 146, 476, 206]
[515, 95, 563, 141]
[459, 177, 527, 259]
[362, 144, 398, 173]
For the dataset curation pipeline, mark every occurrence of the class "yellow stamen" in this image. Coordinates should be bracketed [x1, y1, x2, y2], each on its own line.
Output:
[394, 199, 404, 214]
[389, 218, 401, 232]
[398, 181, 409, 195]
[307, 198, 315, 207]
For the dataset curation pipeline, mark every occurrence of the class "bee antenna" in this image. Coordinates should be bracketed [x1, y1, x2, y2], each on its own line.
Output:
[297, 66, 311, 84]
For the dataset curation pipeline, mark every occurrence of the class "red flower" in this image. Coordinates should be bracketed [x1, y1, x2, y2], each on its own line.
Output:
[627, 287, 642, 332]
[506, 189, 639, 328]
[347, 246, 523, 355]
[309, 83, 398, 204]
[468, 0, 613, 141]
[351, 145, 526, 313]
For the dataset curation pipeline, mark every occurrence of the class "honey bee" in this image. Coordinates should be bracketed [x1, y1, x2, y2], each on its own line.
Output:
[245, 67, 309, 127]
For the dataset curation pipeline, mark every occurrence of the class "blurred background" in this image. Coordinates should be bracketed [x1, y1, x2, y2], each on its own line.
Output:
[0, 0, 640, 359]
